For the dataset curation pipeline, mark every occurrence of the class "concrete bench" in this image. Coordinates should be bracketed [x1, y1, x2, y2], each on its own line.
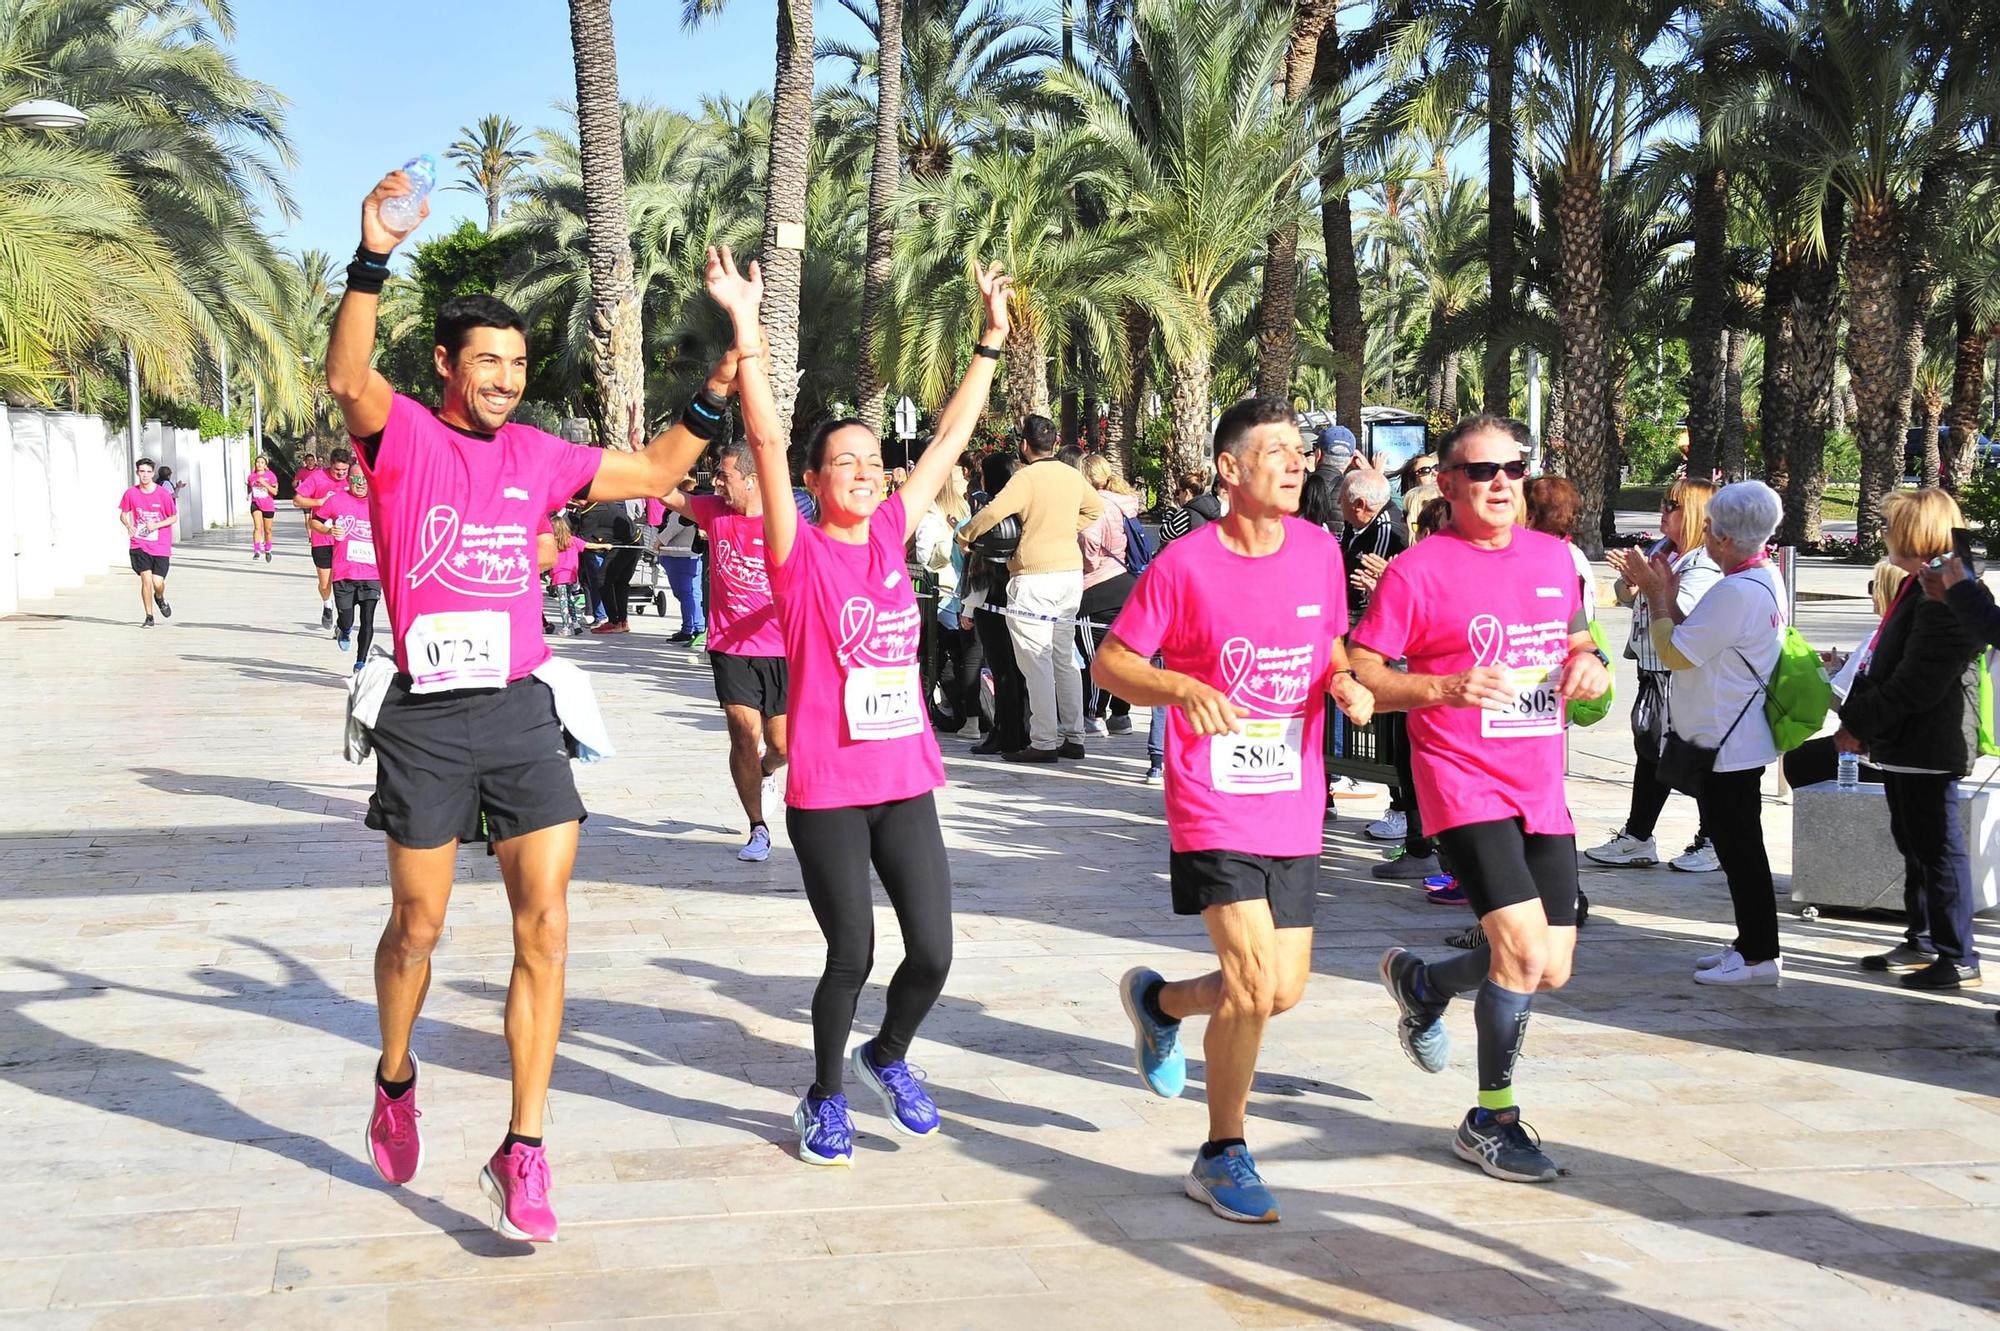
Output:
[1791, 756, 2000, 915]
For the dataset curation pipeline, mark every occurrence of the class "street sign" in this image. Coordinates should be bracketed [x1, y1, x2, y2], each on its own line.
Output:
[895, 396, 917, 440]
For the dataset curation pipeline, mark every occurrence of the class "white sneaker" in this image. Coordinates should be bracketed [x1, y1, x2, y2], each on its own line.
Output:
[760, 767, 784, 813]
[1328, 776, 1373, 799]
[1584, 829, 1659, 867]
[1671, 836, 1721, 873]
[738, 825, 772, 863]
[1365, 810, 1407, 841]
[1694, 946, 1742, 971]
[1085, 716, 1109, 738]
[1693, 953, 1780, 986]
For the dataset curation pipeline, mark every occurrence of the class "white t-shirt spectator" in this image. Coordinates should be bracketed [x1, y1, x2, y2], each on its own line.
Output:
[1668, 562, 1785, 772]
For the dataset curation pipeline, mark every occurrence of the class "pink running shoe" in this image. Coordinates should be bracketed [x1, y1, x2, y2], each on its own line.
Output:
[479, 1141, 558, 1243]
[363, 1052, 424, 1185]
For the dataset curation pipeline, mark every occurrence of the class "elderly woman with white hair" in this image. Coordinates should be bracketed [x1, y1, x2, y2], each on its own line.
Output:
[1623, 480, 1788, 987]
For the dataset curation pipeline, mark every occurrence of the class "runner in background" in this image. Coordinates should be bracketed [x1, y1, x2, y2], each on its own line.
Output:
[308, 469, 381, 671]
[294, 446, 351, 627]
[548, 512, 586, 636]
[247, 455, 279, 561]
[119, 457, 178, 627]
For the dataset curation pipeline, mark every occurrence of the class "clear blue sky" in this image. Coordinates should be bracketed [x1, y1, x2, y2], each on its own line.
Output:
[232, 0, 869, 263]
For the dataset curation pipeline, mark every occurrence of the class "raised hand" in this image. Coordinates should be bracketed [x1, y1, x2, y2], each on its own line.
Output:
[705, 246, 764, 326]
[975, 261, 1013, 340]
[361, 170, 428, 254]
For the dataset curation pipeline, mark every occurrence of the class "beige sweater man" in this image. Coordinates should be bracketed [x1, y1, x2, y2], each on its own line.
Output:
[961, 422, 1103, 757]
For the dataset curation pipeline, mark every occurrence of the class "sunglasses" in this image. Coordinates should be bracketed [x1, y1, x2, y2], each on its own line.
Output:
[1448, 460, 1528, 482]
[1662, 499, 1682, 513]
[1412, 465, 1437, 478]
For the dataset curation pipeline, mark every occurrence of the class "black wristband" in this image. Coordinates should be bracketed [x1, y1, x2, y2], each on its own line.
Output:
[355, 245, 392, 267]
[680, 395, 727, 441]
[691, 388, 728, 418]
[973, 343, 1001, 360]
[345, 259, 388, 295]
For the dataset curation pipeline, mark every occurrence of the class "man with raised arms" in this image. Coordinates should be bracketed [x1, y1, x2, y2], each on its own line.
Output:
[1096, 397, 1375, 1223]
[1349, 414, 1609, 1184]
[325, 167, 734, 1243]
[658, 424, 790, 862]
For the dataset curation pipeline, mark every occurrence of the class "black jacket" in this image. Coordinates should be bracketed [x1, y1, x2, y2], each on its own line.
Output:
[1945, 578, 2000, 650]
[1838, 585, 1980, 776]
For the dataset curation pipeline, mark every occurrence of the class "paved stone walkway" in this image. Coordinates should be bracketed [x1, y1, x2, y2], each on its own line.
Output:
[1, 530, 1996, 1330]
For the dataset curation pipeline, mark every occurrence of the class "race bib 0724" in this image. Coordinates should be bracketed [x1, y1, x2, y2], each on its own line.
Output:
[406, 610, 509, 693]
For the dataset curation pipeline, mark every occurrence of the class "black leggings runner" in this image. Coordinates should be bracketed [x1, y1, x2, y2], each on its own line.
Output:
[785, 792, 954, 1096]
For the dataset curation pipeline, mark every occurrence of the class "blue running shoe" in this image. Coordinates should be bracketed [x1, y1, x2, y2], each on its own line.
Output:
[1118, 966, 1185, 1098]
[1184, 1143, 1280, 1223]
[793, 1092, 854, 1167]
[1453, 1107, 1559, 1183]
[1378, 946, 1451, 1074]
[852, 1041, 940, 1137]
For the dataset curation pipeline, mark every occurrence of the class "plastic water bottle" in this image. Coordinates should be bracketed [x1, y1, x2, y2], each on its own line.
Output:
[378, 154, 435, 231]
[1837, 750, 1860, 790]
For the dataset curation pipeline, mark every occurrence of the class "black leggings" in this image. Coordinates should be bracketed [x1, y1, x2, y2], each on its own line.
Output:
[1694, 764, 1779, 963]
[785, 792, 954, 1096]
[600, 547, 641, 626]
[974, 595, 1029, 751]
[933, 622, 984, 733]
[335, 587, 378, 660]
[1076, 573, 1134, 720]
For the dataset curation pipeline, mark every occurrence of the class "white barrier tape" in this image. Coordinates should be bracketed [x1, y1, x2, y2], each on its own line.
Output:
[972, 602, 1114, 631]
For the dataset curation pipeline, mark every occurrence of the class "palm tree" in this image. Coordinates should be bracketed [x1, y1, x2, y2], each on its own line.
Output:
[566, 0, 645, 447]
[1518, 0, 1674, 553]
[2, 0, 311, 419]
[446, 115, 535, 233]
[1253, 0, 1338, 398]
[852, 0, 904, 429]
[1056, 0, 1321, 490]
[889, 124, 1165, 424]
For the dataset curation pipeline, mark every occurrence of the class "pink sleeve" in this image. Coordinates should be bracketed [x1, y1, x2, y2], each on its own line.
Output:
[685, 495, 727, 530]
[646, 497, 667, 526]
[1352, 557, 1412, 659]
[534, 435, 603, 512]
[1108, 556, 1177, 658]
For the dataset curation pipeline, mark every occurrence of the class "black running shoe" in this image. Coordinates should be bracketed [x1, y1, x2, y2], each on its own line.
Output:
[321, 606, 334, 628]
[142, 615, 155, 628]
[155, 597, 171, 619]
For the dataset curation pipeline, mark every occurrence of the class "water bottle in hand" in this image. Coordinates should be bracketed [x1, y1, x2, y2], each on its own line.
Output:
[1837, 750, 1860, 790]
[379, 154, 435, 232]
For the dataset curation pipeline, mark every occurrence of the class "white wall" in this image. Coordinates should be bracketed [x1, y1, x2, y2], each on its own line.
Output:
[1, 408, 243, 616]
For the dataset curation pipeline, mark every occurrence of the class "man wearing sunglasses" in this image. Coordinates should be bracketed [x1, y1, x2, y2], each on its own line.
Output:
[1348, 414, 1609, 1185]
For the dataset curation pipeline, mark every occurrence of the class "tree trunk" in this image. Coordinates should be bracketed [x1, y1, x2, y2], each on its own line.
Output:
[761, 0, 814, 443]
[1554, 169, 1611, 557]
[853, 0, 904, 430]
[1315, 35, 1363, 434]
[1482, 5, 1515, 415]
[487, 190, 503, 234]
[1601, 349, 1627, 546]
[1946, 289, 1988, 494]
[1167, 346, 1214, 496]
[567, 0, 644, 448]
[1920, 390, 1943, 489]
[1760, 247, 1798, 493]
[1254, 0, 1334, 399]
[1544, 360, 1567, 475]
[1685, 159, 1729, 480]
[1720, 326, 1748, 482]
[1782, 199, 1844, 547]
[1111, 306, 1152, 485]
[1846, 197, 1903, 550]
[1003, 322, 1049, 424]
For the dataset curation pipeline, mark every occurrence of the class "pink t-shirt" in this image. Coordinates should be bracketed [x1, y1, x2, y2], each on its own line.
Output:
[551, 540, 581, 585]
[686, 495, 782, 657]
[318, 490, 380, 583]
[120, 485, 176, 557]
[1109, 519, 1348, 857]
[361, 393, 603, 687]
[770, 494, 944, 809]
[296, 470, 343, 547]
[1352, 526, 1583, 837]
[646, 496, 666, 527]
[247, 468, 278, 512]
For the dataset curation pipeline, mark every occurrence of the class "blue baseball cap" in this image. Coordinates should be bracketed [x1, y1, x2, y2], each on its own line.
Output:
[1316, 425, 1357, 461]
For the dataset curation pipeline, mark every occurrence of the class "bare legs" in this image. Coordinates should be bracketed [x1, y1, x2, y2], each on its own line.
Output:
[723, 704, 788, 826]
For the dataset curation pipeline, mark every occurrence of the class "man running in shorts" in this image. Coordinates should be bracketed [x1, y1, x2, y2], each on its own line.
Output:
[247, 454, 279, 561]
[119, 457, 179, 627]
[308, 469, 381, 671]
[1348, 414, 1609, 1184]
[327, 167, 732, 1242]
[1097, 397, 1375, 1223]
[660, 426, 790, 862]
[294, 446, 352, 627]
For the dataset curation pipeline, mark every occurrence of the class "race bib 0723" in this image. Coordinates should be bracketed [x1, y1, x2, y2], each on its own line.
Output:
[406, 610, 509, 693]
[843, 664, 923, 741]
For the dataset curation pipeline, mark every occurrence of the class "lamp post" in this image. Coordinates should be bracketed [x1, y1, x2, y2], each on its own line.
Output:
[1, 99, 88, 130]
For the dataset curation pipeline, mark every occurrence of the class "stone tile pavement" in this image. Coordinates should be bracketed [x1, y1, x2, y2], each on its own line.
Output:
[0, 529, 1995, 1329]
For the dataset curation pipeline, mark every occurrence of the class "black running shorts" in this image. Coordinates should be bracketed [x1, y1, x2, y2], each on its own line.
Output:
[365, 674, 584, 850]
[1170, 849, 1319, 928]
[128, 550, 169, 577]
[310, 545, 335, 570]
[333, 579, 382, 610]
[1434, 818, 1579, 926]
[710, 651, 788, 716]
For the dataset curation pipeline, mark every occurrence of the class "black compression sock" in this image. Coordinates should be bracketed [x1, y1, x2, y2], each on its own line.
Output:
[1474, 980, 1535, 1112]
[502, 1131, 543, 1152]
[1423, 941, 1493, 998]
[1200, 1137, 1247, 1159]
[1141, 977, 1175, 1026]
[375, 1060, 415, 1099]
